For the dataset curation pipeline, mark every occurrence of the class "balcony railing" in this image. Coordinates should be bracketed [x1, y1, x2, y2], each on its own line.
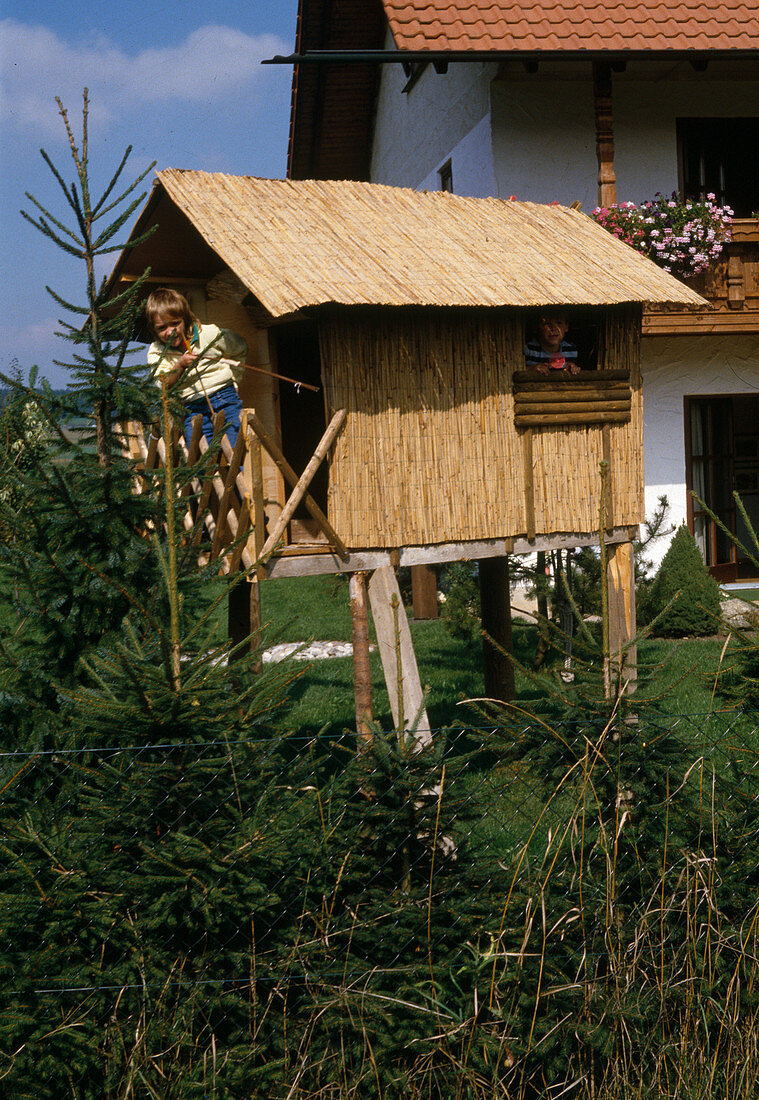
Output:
[643, 219, 759, 335]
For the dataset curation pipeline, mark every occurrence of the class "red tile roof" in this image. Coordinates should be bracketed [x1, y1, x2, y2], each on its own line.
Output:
[382, 2, 759, 52]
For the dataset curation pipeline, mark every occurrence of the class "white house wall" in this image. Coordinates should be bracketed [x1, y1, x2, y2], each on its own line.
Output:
[374, 60, 759, 213]
[642, 334, 759, 569]
[370, 48, 497, 190]
[490, 77, 598, 207]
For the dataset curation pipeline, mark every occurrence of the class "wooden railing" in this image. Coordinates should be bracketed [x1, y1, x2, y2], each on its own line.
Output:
[116, 408, 348, 574]
[643, 218, 759, 335]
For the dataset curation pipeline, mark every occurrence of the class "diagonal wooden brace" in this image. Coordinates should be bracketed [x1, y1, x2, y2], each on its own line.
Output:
[248, 408, 349, 561]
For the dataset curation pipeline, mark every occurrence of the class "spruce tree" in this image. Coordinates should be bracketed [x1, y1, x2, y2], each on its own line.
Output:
[643, 522, 722, 637]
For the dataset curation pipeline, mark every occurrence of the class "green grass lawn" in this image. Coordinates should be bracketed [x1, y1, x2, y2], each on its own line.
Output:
[255, 574, 737, 737]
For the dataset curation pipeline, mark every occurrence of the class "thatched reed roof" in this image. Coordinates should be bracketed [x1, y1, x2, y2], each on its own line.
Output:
[146, 170, 706, 319]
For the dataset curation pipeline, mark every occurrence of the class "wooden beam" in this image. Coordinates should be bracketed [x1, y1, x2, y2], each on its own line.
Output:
[259, 408, 347, 560]
[264, 527, 640, 579]
[516, 410, 630, 428]
[228, 576, 262, 665]
[516, 400, 631, 416]
[368, 566, 432, 747]
[514, 387, 631, 403]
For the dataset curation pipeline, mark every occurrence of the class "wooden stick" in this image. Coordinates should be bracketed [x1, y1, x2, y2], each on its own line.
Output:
[246, 409, 349, 560]
[259, 408, 347, 560]
[242, 362, 319, 392]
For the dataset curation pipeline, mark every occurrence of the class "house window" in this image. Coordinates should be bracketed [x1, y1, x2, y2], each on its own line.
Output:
[686, 394, 759, 580]
[678, 118, 759, 217]
[439, 160, 453, 193]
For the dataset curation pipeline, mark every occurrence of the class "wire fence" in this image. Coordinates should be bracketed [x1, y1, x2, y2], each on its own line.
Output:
[2, 711, 758, 1096]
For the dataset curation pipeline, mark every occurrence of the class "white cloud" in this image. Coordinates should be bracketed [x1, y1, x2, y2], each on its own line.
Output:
[0, 315, 60, 368]
[0, 20, 288, 138]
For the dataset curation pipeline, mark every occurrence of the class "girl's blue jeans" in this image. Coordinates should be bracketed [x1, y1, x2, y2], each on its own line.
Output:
[183, 384, 242, 448]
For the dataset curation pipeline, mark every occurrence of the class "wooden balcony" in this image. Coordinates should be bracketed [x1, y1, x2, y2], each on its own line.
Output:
[643, 219, 759, 336]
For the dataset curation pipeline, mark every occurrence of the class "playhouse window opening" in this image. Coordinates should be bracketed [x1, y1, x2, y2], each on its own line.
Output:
[515, 309, 633, 430]
[524, 310, 600, 374]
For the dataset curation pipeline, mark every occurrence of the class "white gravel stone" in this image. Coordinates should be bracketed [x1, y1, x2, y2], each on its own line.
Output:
[262, 640, 372, 664]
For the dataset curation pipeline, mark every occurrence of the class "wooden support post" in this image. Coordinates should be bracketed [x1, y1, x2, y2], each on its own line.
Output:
[228, 412, 264, 668]
[593, 61, 617, 209]
[478, 556, 515, 703]
[411, 564, 439, 620]
[606, 540, 637, 693]
[349, 572, 374, 744]
[368, 566, 432, 747]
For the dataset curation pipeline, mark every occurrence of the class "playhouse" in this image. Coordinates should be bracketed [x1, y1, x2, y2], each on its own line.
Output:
[110, 172, 705, 725]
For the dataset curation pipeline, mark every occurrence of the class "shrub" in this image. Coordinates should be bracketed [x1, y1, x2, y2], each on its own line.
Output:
[642, 524, 722, 637]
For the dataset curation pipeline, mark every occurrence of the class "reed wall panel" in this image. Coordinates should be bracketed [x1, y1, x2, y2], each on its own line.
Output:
[319, 306, 644, 550]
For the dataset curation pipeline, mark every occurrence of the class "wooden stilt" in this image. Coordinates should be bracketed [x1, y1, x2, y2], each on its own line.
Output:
[478, 556, 516, 703]
[606, 539, 637, 693]
[368, 566, 432, 747]
[411, 564, 438, 620]
[228, 577, 261, 665]
[349, 571, 374, 744]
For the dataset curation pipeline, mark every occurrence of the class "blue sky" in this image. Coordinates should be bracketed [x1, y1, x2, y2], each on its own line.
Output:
[0, 0, 299, 385]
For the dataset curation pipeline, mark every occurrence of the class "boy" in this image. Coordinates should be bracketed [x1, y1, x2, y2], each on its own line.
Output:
[525, 311, 580, 375]
[145, 288, 247, 446]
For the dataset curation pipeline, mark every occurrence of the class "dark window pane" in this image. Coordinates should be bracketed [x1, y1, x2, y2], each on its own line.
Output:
[678, 118, 759, 217]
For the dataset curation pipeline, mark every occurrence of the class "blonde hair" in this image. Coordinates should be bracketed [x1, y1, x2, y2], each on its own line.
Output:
[145, 288, 198, 336]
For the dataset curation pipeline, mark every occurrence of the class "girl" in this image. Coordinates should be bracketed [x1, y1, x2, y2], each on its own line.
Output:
[145, 288, 247, 446]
